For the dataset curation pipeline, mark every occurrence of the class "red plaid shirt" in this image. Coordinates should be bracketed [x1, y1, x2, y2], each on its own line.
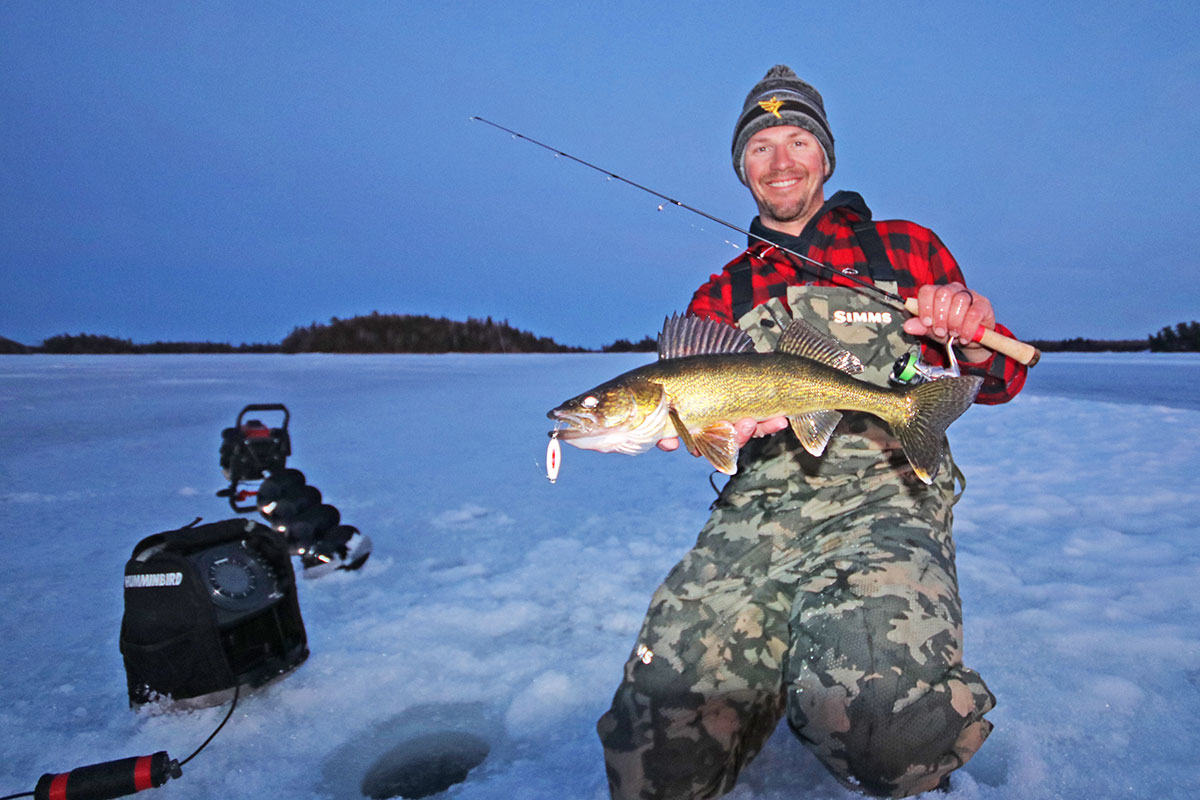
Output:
[687, 192, 1026, 404]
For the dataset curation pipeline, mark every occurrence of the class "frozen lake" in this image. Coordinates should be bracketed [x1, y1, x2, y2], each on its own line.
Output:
[1018, 351, 1200, 410]
[1, 352, 1198, 800]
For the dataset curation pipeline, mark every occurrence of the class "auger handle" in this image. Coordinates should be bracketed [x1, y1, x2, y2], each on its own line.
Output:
[903, 298, 1040, 366]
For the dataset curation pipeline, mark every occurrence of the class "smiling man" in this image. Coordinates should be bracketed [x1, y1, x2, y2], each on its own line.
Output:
[741, 124, 829, 234]
[596, 66, 1028, 799]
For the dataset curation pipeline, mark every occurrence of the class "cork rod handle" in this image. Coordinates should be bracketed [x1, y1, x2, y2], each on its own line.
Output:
[903, 298, 1041, 367]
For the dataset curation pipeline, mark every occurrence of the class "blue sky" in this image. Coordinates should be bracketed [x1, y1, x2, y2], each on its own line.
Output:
[2, 1, 1197, 348]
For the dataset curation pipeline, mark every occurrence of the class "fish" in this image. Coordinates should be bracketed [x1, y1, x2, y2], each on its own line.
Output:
[547, 314, 983, 484]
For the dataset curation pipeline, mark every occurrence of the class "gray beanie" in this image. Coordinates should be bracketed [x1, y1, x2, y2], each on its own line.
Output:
[731, 65, 834, 184]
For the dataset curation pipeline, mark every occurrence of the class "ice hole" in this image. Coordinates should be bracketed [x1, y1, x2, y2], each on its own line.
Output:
[360, 731, 490, 799]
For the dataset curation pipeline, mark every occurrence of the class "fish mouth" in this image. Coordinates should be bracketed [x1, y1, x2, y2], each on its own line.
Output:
[547, 408, 593, 439]
[546, 399, 665, 457]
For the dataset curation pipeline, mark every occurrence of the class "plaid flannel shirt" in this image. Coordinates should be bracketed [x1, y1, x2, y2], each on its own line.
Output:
[687, 192, 1026, 404]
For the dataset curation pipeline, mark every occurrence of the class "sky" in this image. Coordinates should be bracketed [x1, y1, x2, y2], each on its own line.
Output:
[1, 352, 1198, 799]
[2, 1, 1198, 350]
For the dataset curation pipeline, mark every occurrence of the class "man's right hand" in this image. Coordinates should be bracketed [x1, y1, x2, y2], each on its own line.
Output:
[657, 416, 790, 452]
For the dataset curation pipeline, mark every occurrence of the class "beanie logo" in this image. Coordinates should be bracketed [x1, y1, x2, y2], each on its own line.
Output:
[757, 96, 784, 119]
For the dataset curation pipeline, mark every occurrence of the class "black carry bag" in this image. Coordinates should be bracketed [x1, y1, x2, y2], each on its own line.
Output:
[119, 518, 308, 706]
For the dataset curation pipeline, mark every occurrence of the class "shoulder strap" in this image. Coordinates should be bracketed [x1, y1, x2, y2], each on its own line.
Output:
[729, 260, 755, 323]
[850, 218, 897, 282]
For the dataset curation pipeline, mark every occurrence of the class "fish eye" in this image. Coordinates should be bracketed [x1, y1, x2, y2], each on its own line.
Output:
[581, 396, 599, 408]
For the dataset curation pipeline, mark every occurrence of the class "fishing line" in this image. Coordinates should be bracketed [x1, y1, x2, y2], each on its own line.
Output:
[470, 116, 907, 310]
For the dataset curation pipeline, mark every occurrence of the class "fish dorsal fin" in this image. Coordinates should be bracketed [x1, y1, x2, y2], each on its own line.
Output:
[776, 319, 864, 374]
[658, 313, 755, 360]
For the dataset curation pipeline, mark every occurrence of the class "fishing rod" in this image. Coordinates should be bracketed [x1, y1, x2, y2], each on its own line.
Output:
[471, 116, 1040, 367]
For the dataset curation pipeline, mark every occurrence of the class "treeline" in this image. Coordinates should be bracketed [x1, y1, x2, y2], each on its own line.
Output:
[0, 315, 583, 354]
[1028, 321, 1200, 353]
[602, 336, 657, 352]
[0, 335, 31, 354]
[5, 319, 1199, 355]
[279, 312, 585, 353]
[1148, 321, 1200, 352]
[1028, 337, 1148, 353]
[33, 333, 280, 354]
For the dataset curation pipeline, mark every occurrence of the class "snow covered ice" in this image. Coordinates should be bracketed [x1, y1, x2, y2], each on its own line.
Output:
[1, 352, 1198, 799]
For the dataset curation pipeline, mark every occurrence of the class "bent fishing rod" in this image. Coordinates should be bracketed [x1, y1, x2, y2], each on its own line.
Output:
[471, 116, 1040, 367]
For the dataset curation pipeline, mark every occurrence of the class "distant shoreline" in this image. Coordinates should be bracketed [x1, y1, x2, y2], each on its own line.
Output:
[0, 340, 1179, 355]
[3, 314, 1197, 355]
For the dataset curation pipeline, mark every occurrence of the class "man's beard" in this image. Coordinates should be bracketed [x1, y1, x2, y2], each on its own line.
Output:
[756, 194, 817, 227]
[752, 172, 821, 227]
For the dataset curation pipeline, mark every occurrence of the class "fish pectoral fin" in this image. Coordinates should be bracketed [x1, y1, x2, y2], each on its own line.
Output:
[668, 406, 700, 456]
[694, 421, 741, 475]
[789, 410, 842, 457]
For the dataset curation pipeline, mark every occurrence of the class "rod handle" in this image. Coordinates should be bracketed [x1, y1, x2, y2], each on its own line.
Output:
[903, 298, 1041, 367]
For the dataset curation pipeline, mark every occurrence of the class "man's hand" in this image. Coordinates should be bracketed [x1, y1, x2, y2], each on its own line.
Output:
[901, 282, 995, 363]
[657, 416, 790, 452]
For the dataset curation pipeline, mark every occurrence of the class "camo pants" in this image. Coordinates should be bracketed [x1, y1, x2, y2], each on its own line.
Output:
[597, 432, 995, 799]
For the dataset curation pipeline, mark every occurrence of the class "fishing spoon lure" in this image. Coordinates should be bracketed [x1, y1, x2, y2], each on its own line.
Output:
[546, 425, 562, 483]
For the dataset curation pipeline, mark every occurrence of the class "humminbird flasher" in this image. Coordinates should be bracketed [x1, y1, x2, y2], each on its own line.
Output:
[119, 518, 308, 707]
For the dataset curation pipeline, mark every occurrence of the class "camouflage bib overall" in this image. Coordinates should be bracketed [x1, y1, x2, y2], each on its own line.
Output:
[598, 281, 995, 799]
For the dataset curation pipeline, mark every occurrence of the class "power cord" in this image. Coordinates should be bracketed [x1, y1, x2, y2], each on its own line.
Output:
[3, 685, 238, 800]
[177, 685, 239, 768]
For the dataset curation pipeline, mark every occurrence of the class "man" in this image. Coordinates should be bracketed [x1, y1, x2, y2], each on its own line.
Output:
[596, 65, 1027, 799]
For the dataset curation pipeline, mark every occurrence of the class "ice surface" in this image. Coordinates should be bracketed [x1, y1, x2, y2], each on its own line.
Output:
[0, 352, 1198, 799]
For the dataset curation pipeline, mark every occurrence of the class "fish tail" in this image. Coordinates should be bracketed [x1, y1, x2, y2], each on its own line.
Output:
[893, 376, 983, 484]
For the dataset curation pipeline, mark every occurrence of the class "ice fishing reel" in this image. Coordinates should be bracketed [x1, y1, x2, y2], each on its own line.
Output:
[888, 342, 962, 386]
[217, 404, 290, 512]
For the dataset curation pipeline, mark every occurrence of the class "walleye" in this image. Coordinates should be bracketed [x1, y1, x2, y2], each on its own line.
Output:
[547, 314, 982, 484]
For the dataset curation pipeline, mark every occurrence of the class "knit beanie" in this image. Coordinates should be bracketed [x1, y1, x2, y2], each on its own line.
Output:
[731, 65, 834, 184]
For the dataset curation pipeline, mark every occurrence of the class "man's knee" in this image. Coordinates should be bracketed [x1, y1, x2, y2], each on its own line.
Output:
[787, 667, 994, 797]
[598, 657, 784, 800]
